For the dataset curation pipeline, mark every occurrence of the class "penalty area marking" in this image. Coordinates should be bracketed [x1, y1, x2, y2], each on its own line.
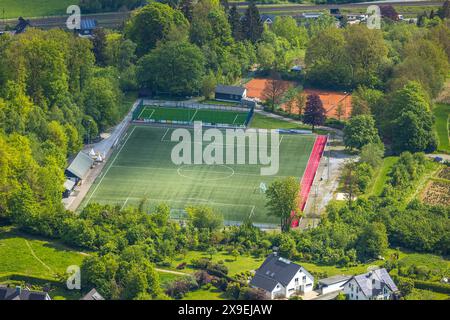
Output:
[160, 128, 170, 142]
[232, 114, 239, 125]
[121, 197, 129, 210]
[189, 109, 199, 122]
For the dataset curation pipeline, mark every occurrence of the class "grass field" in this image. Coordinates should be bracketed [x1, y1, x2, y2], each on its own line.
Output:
[0, 0, 76, 19]
[136, 106, 249, 127]
[434, 103, 450, 153]
[249, 113, 310, 130]
[367, 156, 399, 196]
[81, 125, 316, 226]
[0, 226, 86, 279]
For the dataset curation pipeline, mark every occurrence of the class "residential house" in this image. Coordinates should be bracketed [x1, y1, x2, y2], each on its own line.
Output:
[250, 253, 314, 299]
[343, 268, 399, 300]
[0, 286, 51, 300]
[260, 14, 275, 25]
[80, 288, 105, 300]
[317, 275, 351, 295]
[214, 85, 247, 103]
[76, 19, 97, 37]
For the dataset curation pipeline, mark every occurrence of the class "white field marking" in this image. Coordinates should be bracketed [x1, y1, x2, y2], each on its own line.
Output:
[189, 109, 199, 122]
[177, 164, 235, 181]
[110, 196, 255, 209]
[86, 126, 137, 204]
[137, 106, 150, 119]
[249, 205, 256, 219]
[146, 108, 155, 120]
[160, 127, 170, 141]
[121, 197, 129, 210]
[110, 165, 296, 179]
[232, 114, 239, 125]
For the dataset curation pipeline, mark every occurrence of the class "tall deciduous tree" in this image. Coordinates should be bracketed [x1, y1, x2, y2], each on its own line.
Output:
[343, 115, 380, 151]
[265, 176, 300, 233]
[137, 40, 205, 96]
[228, 4, 242, 41]
[305, 28, 351, 89]
[125, 2, 189, 56]
[303, 94, 326, 131]
[262, 72, 288, 111]
[356, 222, 389, 260]
[387, 81, 437, 153]
[92, 28, 108, 66]
[179, 0, 195, 21]
[241, 1, 263, 43]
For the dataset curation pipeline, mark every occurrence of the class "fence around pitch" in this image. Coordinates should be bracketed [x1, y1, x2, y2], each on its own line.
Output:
[132, 101, 254, 128]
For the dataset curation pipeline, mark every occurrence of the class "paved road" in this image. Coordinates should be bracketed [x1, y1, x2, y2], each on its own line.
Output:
[0, 1, 443, 30]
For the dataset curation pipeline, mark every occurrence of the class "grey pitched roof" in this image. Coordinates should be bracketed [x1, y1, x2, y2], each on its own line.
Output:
[66, 151, 94, 179]
[319, 275, 351, 286]
[80, 288, 105, 300]
[261, 14, 275, 22]
[349, 268, 398, 297]
[215, 85, 246, 96]
[250, 254, 312, 292]
[249, 273, 279, 292]
[0, 286, 50, 300]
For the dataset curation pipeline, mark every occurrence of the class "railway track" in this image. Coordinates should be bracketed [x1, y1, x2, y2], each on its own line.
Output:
[0, 1, 443, 30]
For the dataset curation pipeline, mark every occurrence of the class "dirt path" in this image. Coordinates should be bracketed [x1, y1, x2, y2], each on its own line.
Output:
[25, 240, 55, 275]
[155, 268, 190, 276]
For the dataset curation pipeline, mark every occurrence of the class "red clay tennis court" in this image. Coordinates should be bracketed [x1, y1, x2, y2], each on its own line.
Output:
[245, 78, 352, 119]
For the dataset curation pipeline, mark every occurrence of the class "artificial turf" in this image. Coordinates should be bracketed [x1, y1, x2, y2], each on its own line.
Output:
[136, 106, 249, 126]
[82, 126, 316, 227]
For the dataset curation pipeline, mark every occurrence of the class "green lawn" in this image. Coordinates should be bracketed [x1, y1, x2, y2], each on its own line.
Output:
[0, 226, 87, 300]
[201, 99, 240, 107]
[182, 287, 226, 300]
[434, 103, 450, 153]
[170, 250, 265, 276]
[0, 226, 86, 279]
[249, 113, 310, 130]
[404, 289, 449, 300]
[395, 251, 450, 281]
[136, 106, 249, 127]
[368, 157, 399, 196]
[0, 0, 77, 19]
[81, 125, 316, 226]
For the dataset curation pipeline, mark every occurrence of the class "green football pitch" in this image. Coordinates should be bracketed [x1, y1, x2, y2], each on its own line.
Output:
[81, 126, 316, 227]
[136, 106, 249, 126]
